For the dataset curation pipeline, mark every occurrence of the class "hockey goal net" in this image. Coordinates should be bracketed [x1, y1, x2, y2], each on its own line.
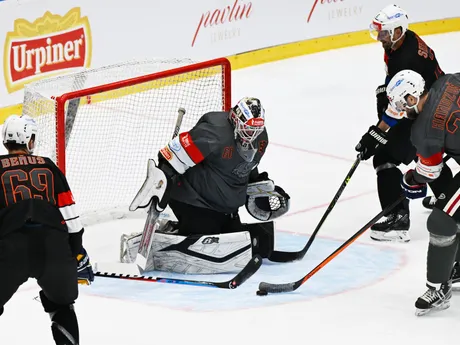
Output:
[22, 57, 231, 222]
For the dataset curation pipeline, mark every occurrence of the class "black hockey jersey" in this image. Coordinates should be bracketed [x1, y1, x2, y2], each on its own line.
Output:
[410, 73, 460, 183]
[166, 111, 268, 214]
[382, 30, 444, 125]
[0, 154, 83, 236]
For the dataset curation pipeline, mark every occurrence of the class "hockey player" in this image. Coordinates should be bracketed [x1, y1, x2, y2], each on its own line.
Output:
[122, 97, 290, 274]
[354, 4, 448, 242]
[0, 114, 94, 344]
[386, 69, 460, 315]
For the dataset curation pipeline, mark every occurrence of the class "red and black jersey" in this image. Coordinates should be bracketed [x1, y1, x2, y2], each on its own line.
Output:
[0, 154, 83, 237]
[384, 30, 444, 88]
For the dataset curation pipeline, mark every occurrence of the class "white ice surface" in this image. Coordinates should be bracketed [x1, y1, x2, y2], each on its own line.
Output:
[2, 32, 460, 345]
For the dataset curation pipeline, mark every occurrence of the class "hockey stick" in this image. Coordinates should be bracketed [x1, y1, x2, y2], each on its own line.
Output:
[135, 108, 186, 270]
[257, 194, 405, 294]
[268, 155, 362, 263]
[96, 254, 262, 289]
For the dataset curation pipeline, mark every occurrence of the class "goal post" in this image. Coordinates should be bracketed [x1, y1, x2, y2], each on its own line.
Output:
[22, 57, 232, 221]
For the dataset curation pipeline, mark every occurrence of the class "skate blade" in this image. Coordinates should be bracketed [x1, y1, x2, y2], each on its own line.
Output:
[415, 300, 451, 316]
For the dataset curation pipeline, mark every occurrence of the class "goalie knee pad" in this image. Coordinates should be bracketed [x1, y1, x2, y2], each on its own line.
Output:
[40, 291, 79, 345]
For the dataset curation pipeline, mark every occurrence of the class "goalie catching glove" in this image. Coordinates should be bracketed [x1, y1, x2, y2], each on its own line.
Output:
[246, 172, 290, 221]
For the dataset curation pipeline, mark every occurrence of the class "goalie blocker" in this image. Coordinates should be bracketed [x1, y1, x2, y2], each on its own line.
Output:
[121, 179, 290, 274]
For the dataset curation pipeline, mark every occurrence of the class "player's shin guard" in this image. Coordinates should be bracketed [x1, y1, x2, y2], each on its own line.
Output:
[426, 209, 459, 284]
[40, 291, 79, 345]
[375, 164, 406, 213]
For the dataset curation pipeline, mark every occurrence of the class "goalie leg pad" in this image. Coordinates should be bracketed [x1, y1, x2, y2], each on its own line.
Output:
[119, 219, 177, 264]
[153, 231, 252, 274]
[243, 221, 274, 258]
[121, 229, 253, 274]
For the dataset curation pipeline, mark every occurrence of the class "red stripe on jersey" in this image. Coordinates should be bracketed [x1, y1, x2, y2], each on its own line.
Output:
[179, 132, 204, 164]
[58, 191, 75, 207]
[446, 193, 460, 215]
[417, 152, 443, 166]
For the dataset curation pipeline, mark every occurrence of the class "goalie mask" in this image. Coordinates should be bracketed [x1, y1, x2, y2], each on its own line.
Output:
[229, 97, 265, 162]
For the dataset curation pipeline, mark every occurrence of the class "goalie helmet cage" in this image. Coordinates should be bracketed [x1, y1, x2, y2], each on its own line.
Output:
[23, 57, 231, 222]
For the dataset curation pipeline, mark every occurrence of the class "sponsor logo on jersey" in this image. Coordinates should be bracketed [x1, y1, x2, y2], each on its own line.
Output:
[180, 133, 192, 148]
[4, 8, 92, 93]
[169, 138, 182, 152]
[160, 146, 173, 161]
[191, 0, 252, 47]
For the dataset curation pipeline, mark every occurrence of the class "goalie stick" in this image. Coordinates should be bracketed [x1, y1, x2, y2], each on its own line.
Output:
[268, 155, 361, 263]
[257, 194, 405, 294]
[135, 108, 186, 270]
[96, 254, 263, 289]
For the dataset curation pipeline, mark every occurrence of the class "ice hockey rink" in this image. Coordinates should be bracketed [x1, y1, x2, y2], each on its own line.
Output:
[3, 31, 460, 344]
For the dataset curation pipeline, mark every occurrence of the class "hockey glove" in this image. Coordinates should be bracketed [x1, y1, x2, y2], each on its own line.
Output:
[246, 185, 291, 221]
[355, 125, 388, 160]
[77, 247, 94, 285]
[376, 84, 389, 118]
[401, 169, 427, 200]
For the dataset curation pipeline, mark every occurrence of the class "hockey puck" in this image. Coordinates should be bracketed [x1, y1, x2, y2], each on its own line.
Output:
[256, 290, 268, 296]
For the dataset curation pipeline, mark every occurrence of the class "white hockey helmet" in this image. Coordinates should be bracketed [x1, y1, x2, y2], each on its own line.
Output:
[229, 97, 265, 147]
[386, 70, 426, 114]
[2, 114, 38, 152]
[369, 4, 409, 43]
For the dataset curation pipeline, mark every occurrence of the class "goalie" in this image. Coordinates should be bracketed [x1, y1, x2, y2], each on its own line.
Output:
[120, 97, 290, 274]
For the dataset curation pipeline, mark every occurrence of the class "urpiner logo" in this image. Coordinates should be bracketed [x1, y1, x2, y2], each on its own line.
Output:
[4, 8, 92, 93]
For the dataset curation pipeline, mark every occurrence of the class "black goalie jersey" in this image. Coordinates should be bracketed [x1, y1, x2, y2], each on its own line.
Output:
[0, 154, 83, 237]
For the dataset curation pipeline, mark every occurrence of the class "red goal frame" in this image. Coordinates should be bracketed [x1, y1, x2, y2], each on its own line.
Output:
[53, 57, 232, 174]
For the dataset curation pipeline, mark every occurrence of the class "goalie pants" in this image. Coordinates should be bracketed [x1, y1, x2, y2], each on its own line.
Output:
[0, 224, 78, 316]
[169, 199, 242, 236]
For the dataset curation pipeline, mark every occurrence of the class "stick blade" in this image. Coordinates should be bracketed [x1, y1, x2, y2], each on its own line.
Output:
[268, 250, 303, 263]
[258, 281, 297, 294]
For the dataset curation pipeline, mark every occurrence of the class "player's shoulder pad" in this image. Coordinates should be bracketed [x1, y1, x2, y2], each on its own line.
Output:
[194, 111, 233, 139]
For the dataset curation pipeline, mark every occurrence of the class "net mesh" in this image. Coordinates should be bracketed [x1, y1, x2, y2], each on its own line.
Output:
[22, 58, 229, 219]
